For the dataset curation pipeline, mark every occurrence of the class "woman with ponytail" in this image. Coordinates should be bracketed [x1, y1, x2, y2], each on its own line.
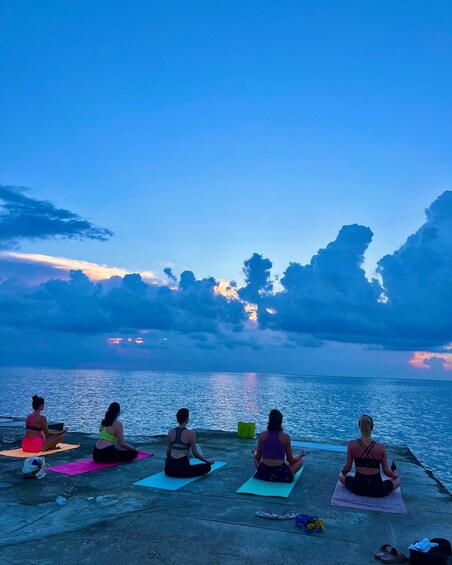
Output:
[93, 402, 138, 463]
[252, 409, 304, 483]
[339, 414, 400, 497]
[22, 395, 68, 452]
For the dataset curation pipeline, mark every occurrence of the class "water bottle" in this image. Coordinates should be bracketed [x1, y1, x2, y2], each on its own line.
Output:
[391, 461, 397, 472]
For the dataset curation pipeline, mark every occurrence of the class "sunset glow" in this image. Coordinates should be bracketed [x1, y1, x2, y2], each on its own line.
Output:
[1, 251, 159, 283]
[409, 351, 452, 370]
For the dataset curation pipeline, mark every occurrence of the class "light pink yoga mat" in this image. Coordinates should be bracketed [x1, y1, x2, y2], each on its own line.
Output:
[330, 480, 407, 514]
[48, 451, 153, 475]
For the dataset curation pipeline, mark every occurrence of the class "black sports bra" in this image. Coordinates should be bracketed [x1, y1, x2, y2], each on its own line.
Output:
[170, 427, 190, 451]
[353, 439, 381, 469]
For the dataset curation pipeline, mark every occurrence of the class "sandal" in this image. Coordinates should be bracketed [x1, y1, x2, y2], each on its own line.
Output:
[255, 509, 298, 520]
[380, 548, 406, 563]
[375, 545, 394, 560]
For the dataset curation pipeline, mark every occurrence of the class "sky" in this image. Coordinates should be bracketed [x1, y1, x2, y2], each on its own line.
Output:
[1, 1, 451, 378]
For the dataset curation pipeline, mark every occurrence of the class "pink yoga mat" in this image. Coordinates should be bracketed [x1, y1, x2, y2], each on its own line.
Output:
[48, 451, 153, 475]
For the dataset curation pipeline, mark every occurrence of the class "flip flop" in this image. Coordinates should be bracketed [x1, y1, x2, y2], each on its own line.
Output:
[380, 547, 406, 563]
[255, 509, 298, 520]
[255, 509, 279, 519]
[375, 545, 394, 560]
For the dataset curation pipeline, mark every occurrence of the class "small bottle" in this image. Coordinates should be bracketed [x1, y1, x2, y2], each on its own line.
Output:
[391, 461, 397, 472]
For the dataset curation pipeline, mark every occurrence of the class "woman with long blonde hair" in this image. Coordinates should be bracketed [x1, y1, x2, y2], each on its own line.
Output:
[339, 414, 400, 497]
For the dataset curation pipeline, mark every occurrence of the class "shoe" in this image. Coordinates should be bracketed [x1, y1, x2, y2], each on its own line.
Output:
[255, 509, 298, 520]
[380, 547, 406, 563]
[375, 545, 393, 560]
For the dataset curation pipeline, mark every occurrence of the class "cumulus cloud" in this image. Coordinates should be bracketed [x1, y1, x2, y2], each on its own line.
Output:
[258, 224, 385, 343]
[0, 268, 247, 338]
[238, 253, 273, 304]
[244, 192, 452, 352]
[0, 185, 113, 248]
[0, 189, 451, 366]
[377, 191, 452, 348]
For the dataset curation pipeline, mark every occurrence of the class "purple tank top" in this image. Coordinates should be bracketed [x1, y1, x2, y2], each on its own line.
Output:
[262, 431, 286, 460]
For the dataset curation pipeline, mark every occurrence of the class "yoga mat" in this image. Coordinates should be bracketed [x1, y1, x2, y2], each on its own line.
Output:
[0, 443, 80, 458]
[330, 480, 407, 514]
[135, 460, 226, 491]
[292, 441, 346, 453]
[48, 451, 153, 475]
[236, 467, 304, 498]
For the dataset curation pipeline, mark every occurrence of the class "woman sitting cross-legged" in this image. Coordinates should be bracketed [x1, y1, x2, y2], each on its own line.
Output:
[92, 402, 138, 463]
[22, 395, 68, 453]
[339, 414, 400, 498]
[164, 408, 214, 478]
[252, 409, 304, 483]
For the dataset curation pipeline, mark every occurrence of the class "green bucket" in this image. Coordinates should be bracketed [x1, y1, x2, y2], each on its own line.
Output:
[237, 421, 256, 439]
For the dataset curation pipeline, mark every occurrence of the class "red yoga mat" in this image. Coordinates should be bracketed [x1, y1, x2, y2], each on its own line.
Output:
[48, 451, 153, 475]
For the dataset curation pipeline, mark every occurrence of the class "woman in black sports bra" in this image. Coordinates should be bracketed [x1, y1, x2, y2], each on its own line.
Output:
[164, 408, 214, 478]
[339, 414, 400, 498]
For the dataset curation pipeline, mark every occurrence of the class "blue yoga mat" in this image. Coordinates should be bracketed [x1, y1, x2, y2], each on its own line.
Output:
[236, 467, 304, 498]
[134, 460, 226, 491]
[292, 441, 346, 453]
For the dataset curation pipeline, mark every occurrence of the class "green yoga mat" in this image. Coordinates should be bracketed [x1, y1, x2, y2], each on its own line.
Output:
[134, 461, 226, 491]
[236, 467, 304, 498]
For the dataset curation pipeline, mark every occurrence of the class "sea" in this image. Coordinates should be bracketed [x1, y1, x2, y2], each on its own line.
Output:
[0, 367, 450, 492]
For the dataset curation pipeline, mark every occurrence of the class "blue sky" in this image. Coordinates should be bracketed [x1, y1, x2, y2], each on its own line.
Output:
[1, 2, 451, 377]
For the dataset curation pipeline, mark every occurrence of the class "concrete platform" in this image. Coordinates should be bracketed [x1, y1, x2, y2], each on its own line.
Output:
[0, 429, 450, 564]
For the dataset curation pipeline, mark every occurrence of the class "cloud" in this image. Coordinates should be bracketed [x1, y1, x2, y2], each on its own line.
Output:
[258, 224, 385, 342]
[0, 268, 247, 337]
[235, 192, 451, 353]
[377, 190, 452, 348]
[0, 189, 451, 368]
[0, 251, 158, 284]
[163, 267, 177, 285]
[0, 185, 113, 248]
[238, 253, 273, 304]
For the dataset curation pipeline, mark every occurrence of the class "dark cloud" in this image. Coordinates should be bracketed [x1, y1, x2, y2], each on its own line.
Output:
[0, 190, 451, 361]
[0, 185, 113, 248]
[0, 269, 247, 338]
[259, 224, 385, 342]
[248, 192, 452, 351]
[376, 191, 452, 348]
[163, 267, 177, 285]
[238, 253, 273, 304]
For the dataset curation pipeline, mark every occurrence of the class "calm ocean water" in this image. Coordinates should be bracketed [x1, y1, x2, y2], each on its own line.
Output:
[0, 367, 450, 491]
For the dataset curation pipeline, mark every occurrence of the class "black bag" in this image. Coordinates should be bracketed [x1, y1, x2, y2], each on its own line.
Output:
[409, 538, 452, 565]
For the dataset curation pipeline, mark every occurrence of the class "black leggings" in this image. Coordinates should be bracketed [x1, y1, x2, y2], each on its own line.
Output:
[93, 445, 138, 463]
[165, 455, 211, 478]
[345, 471, 393, 498]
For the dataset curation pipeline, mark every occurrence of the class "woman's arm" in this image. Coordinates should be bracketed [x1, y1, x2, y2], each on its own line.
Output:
[255, 433, 263, 462]
[285, 435, 303, 465]
[166, 431, 172, 457]
[116, 422, 135, 451]
[381, 445, 397, 479]
[340, 441, 353, 475]
[190, 431, 214, 465]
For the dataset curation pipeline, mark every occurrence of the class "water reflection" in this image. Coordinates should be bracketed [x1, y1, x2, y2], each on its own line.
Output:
[0, 367, 450, 491]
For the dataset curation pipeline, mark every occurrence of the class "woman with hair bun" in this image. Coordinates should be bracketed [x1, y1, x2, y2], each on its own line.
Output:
[165, 408, 214, 478]
[22, 395, 68, 452]
[339, 414, 400, 497]
[252, 409, 304, 483]
[93, 402, 138, 463]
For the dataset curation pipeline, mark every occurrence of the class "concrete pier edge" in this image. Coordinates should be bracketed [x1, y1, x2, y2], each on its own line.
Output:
[0, 426, 451, 564]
